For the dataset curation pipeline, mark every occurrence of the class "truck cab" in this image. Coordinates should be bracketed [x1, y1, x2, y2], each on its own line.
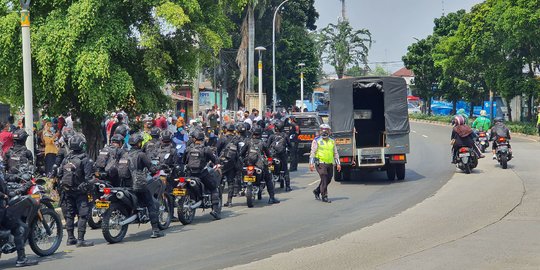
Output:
[330, 77, 410, 181]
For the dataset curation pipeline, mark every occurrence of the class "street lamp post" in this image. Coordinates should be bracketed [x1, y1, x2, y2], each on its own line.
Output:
[298, 63, 305, 113]
[255, 46, 267, 114]
[272, 0, 291, 113]
[20, 0, 34, 157]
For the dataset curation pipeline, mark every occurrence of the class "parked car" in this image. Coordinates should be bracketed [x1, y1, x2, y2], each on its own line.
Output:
[408, 103, 421, 114]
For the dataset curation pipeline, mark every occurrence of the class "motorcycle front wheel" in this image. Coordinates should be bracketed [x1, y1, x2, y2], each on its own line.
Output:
[178, 194, 196, 225]
[28, 208, 63, 257]
[101, 204, 129, 244]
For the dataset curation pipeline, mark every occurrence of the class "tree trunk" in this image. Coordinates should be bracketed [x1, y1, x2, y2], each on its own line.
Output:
[469, 101, 474, 118]
[452, 101, 457, 115]
[506, 98, 512, 122]
[81, 112, 103, 160]
[427, 98, 432, 116]
[527, 93, 533, 122]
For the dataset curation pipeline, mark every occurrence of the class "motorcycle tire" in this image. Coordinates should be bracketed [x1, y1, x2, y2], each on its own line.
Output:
[464, 164, 471, 174]
[178, 194, 196, 225]
[101, 204, 129, 244]
[158, 195, 172, 230]
[88, 206, 102, 229]
[29, 208, 63, 257]
[246, 185, 254, 208]
[257, 188, 262, 200]
[500, 155, 508, 169]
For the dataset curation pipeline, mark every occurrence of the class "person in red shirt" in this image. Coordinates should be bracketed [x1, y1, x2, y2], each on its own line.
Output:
[0, 122, 14, 157]
[155, 114, 168, 130]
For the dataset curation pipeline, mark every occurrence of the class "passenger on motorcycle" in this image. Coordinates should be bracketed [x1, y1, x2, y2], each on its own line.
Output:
[58, 134, 95, 247]
[0, 161, 38, 267]
[143, 127, 161, 159]
[472, 110, 491, 134]
[216, 124, 241, 207]
[183, 130, 222, 219]
[451, 115, 484, 163]
[239, 127, 280, 204]
[95, 134, 125, 187]
[490, 117, 512, 160]
[125, 133, 163, 238]
[267, 120, 292, 192]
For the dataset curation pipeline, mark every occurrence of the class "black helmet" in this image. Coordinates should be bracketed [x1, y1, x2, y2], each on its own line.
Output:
[160, 129, 173, 142]
[13, 129, 29, 144]
[236, 123, 247, 133]
[150, 127, 161, 138]
[257, 120, 266, 129]
[110, 134, 124, 143]
[274, 120, 285, 131]
[494, 117, 504, 123]
[193, 130, 205, 141]
[68, 134, 86, 151]
[128, 133, 144, 146]
[114, 124, 129, 137]
[226, 124, 236, 132]
[252, 127, 263, 136]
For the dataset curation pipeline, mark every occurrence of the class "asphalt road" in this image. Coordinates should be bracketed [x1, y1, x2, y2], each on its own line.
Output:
[0, 122, 456, 270]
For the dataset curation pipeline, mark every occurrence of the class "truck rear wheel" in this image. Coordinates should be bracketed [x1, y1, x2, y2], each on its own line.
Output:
[396, 164, 406, 180]
[386, 164, 396, 181]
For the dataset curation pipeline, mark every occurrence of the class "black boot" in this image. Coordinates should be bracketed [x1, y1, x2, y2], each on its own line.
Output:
[76, 231, 94, 247]
[285, 186, 292, 192]
[66, 229, 77, 246]
[268, 197, 280, 204]
[150, 223, 164, 239]
[16, 249, 38, 267]
[322, 196, 331, 203]
[313, 189, 321, 200]
[210, 205, 221, 220]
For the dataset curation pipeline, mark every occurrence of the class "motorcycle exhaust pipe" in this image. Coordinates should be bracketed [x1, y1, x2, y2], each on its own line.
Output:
[255, 168, 262, 174]
[189, 200, 203, 209]
[189, 180, 197, 187]
[118, 214, 138, 226]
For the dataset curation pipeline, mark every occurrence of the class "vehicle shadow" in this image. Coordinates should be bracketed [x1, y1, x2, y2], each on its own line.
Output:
[0, 249, 71, 269]
[338, 169, 426, 186]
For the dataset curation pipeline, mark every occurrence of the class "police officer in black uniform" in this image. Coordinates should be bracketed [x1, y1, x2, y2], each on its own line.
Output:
[156, 129, 181, 221]
[183, 130, 222, 219]
[58, 134, 95, 247]
[55, 128, 76, 167]
[95, 134, 125, 187]
[267, 120, 293, 191]
[0, 161, 39, 267]
[216, 124, 240, 207]
[143, 127, 161, 158]
[4, 129, 34, 175]
[126, 133, 163, 238]
[288, 116, 300, 172]
[239, 127, 280, 204]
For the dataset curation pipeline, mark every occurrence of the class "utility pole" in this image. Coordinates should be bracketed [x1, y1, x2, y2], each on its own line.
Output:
[298, 63, 305, 113]
[256, 46, 267, 113]
[20, 0, 34, 157]
[273, 0, 291, 113]
[248, 5, 255, 94]
[340, 0, 347, 22]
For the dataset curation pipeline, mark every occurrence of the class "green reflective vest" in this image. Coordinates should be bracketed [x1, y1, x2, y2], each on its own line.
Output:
[315, 138, 335, 164]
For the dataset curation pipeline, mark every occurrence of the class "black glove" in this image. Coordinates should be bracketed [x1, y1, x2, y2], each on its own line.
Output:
[77, 182, 92, 193]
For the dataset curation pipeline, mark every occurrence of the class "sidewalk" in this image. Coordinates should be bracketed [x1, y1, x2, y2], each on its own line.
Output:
[227, 137, 535, 269]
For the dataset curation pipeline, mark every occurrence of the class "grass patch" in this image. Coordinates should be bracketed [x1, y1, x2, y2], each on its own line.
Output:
[409, 114, 453, 123]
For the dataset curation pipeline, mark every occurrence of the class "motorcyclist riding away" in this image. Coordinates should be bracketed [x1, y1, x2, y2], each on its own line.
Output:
[472, 110, 491, 133]
[490, 117, 512, 160]
[451, 115, 484, 163]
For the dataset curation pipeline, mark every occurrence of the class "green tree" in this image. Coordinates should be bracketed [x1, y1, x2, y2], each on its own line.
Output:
[0, 0, 242, 155]
[367, 65, 390, 76]
[318, 20, 371, 79]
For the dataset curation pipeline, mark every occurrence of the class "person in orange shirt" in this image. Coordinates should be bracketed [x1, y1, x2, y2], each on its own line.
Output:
[42, 121, 59, 174]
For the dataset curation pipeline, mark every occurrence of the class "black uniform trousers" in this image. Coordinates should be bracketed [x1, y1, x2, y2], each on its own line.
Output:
[60, 191, 90, 234]
[314, 163, 333, 198]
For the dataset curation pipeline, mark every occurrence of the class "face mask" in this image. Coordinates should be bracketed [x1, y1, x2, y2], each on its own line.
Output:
[321, 131, 330, 138]
[50, 127, 55, 132]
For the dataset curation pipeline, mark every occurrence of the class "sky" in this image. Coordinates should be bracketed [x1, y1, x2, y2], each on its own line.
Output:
[313, 0, 484, 74]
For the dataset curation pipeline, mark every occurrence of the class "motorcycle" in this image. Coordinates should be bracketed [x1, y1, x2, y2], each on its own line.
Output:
[99, 173, 172, 243]
[495, 137, 512, 169]
[241, 165, 266, 208]
[87, 175, 113, 230]
[1, 190, 63, 257]
[267, 157, 285, 189]
[174, 167, 222, 225]
[476, 131, 490, 153]
[455, 147, 478, 174]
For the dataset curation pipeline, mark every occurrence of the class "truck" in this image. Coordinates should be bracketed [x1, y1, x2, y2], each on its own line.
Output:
[329, 77, 410, 181]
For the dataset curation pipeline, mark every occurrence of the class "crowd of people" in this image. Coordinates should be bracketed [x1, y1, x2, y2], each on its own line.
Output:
[0, 105, 313, 267]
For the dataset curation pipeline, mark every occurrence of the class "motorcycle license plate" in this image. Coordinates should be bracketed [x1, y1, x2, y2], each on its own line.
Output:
[269, 165, 274, 172]
[459, 153, 470, 157]
[95, 201, 110, 209]
[31, 194, 41, 200]
[173, 188, 186, 196]
[243, 176, 256, 182]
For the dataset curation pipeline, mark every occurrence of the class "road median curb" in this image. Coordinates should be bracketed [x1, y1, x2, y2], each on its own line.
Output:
[227, 148, 524, 269]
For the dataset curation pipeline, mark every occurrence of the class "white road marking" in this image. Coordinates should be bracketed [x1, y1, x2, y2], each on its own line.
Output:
[308, 180, 319, 186]
[412, 130, 417, 133]
[422, 135, 428, 138]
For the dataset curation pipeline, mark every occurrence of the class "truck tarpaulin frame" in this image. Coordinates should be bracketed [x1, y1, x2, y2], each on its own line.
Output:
[329, 76, 410, 135]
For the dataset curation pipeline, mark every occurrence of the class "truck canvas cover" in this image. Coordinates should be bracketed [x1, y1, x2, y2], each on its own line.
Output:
[329, 77, 410, 135]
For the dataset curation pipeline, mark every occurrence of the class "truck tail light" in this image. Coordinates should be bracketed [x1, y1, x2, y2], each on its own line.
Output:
[391, 155, 406, 161]
[340, 157, 351, 163]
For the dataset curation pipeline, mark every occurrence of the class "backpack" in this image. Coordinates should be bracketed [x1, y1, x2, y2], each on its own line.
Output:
[7, 148, 29, 173]
[104, 148, 122, 178]
[60, 154, 85, 189]
[186, 144, 206, 173]
[157, 145, 174, 166]
[127, 150, 148, 191]
[144, 140, 159, 159]
[219, 137, 238, 168]
[117, 152, 131, 179]
[95, 146, 112, 171]
[246, 140, 262, 166]
[269, 134, 286, 156]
